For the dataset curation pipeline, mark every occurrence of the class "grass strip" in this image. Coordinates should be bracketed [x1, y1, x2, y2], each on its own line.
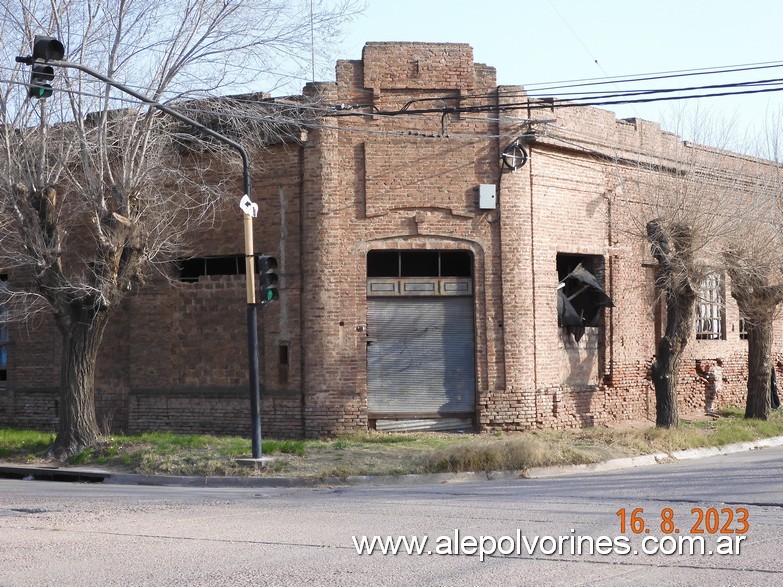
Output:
[0, 408, 780, 478]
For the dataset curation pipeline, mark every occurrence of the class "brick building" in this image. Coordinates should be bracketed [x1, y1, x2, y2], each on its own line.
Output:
[0, 42, 777, 437]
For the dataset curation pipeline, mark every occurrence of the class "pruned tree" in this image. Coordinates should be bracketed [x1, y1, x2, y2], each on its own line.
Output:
[616, 138, 745, 428]
[0, 0, 361, 457]
[723, 121, 783, 421]
[644, 217, 699, 428]
[725, 244, 783, 420]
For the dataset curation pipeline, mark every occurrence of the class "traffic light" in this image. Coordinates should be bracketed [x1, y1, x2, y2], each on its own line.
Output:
[256, 255, 279, 304]
[29, 64, 55, 99]
[25, 35, 65, 99]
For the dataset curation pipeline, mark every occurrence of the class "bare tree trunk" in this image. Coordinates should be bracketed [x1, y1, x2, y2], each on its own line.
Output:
[745, 321, 772, 420]
[651, 289, 696, 428]
[647, 219, 698, 429]
[729, 276, 782, 421]
[51, 307, 111, 457]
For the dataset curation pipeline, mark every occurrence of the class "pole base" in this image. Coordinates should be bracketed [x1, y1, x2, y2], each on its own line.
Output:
[235, 457, 275, 470]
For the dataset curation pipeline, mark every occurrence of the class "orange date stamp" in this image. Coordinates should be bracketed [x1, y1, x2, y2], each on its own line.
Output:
[616, 507, 749, 535]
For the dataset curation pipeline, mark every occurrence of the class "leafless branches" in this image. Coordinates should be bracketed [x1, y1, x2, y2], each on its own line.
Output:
[613, 116, 783, 423]
[0, 0, 360, 455]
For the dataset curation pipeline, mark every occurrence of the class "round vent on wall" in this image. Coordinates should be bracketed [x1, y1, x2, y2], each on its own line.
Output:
[501, 143, 528, 170]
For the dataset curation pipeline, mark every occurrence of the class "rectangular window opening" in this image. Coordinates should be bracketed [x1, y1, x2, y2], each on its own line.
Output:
[278, 342, 289, 385]
[556, 253, 610, 330]
[696, 273, 725, 340]
[367, 250, 472, 278]
[177, 255, 246, 282]
[0, 274, 7, 382]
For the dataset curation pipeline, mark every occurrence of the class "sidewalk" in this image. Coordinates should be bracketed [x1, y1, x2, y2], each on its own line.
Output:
[4, 435, 783, 488]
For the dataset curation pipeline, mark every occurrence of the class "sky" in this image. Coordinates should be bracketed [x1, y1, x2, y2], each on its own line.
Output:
[326, 0, 783, 151]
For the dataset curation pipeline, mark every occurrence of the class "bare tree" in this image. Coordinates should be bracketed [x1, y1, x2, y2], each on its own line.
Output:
[723, 121, 783, 421]
[0, 0, 360, 457]
[616, 140, 745, 427]
[724, 244, 783, 420]
[644, 217, 698, 428]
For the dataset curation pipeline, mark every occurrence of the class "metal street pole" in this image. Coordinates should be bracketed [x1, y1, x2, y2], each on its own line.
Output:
[17, 55, 265, 458]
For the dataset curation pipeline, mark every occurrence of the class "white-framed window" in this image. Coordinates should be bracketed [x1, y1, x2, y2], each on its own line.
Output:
[696, 273, 725, 340]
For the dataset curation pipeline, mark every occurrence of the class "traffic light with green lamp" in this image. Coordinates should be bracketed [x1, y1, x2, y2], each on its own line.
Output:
[29, 63, 55, 99]
[19, 35, 65, 99]
[256, 255, 279, 304]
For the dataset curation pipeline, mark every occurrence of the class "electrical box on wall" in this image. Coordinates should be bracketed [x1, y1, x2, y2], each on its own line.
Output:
[479, 184, 497, 209]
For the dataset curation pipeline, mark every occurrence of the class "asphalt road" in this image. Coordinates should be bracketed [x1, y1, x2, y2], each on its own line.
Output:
[1, 446, 781, 586]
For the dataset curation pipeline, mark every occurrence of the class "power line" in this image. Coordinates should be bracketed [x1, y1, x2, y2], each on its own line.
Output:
[7, 57, 783, 144]
[547, 0, 611, 79]
[6, 54, 783, 117]
[362, 60, 783, 111]
[521, 60, 783, 92]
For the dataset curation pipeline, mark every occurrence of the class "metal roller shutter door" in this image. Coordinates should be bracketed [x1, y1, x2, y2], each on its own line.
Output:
[367, 297, 475, 415]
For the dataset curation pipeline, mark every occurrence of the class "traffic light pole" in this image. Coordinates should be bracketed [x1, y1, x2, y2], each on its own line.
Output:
[19, 57, 265, 458]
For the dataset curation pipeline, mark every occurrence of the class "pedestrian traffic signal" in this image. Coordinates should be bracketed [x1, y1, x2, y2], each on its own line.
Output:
[21, 35, 65, 99]
[256, 255, 279, 304]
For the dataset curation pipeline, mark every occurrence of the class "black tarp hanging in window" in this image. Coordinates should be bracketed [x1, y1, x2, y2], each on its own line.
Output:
[557, 263, 614, 342]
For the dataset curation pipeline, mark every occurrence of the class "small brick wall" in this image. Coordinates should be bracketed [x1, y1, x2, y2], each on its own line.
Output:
[127, 389, 303, 439]
[0, 389, 59, 431]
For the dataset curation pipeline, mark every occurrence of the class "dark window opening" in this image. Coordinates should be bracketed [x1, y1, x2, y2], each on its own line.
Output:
[440, 251, 472, 277]
[0, 274, 7, 381]
[401, 251, 439, 277]
[367, 251, 400, 277]
[367, 250, 472, 278]
[557, 253, 613, 341]
[178, 255, 246, 282]
[278, 342, 289, 385]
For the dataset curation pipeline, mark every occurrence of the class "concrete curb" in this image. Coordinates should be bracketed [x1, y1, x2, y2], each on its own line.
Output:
[103, 469, 529, 488]
[524, 453, 672, 479]
[669, 435, 783, 460]
[4, 435, 783, 488]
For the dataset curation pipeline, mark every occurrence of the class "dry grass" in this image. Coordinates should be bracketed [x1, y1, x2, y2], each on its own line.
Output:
[1, 408, 782, 479]
[423, 408, 783, 474]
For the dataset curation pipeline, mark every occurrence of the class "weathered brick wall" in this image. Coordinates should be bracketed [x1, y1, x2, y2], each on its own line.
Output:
[0, 304, 61, 431]
[1, 138, 306, 437]
[298, 45, 508, 436]
[115, 143, 307, 437]
[520, 111, 772, 427]
[2, 42, 779, 439]
[362, 42, 475, 93]
[0, 389, 58, 430]
[126, 389, 301, 438]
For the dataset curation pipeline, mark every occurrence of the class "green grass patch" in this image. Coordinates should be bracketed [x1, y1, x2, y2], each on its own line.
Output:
[263, 439, 306, 457]
[0, 429, 55, 459]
